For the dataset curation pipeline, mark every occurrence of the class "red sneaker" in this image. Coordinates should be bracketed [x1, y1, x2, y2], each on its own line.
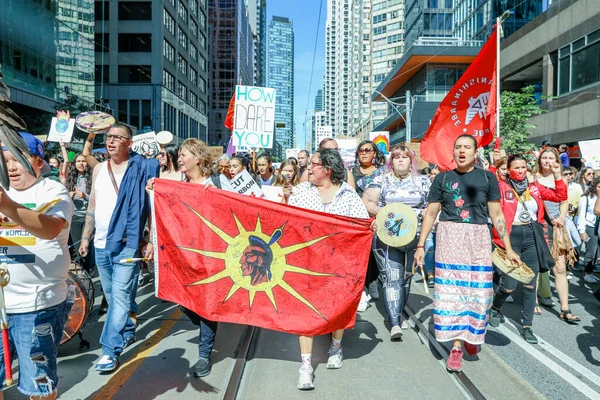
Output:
[464, 342, 479, 356]
[446, 347, 463, 372]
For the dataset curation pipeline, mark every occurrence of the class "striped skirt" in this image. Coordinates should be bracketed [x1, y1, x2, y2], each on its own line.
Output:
[433, 221, 493, 345]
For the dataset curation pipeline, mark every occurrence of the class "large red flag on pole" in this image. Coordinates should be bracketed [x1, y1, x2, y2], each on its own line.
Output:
[224, 94, 235, 130]
[420, 24, 499, 171]
[153, 179, 373, 336]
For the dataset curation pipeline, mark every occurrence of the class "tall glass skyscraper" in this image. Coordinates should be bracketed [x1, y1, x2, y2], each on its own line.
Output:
[267, 16, 294, 159]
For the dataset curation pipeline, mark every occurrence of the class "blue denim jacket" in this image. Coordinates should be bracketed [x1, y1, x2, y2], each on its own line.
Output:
[105, 153, 159, 252]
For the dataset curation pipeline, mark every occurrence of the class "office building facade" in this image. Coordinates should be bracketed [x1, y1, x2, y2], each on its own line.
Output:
[248, 0, 267, 87]
[404, 0, 453, 49]
[314, 89, 323, 112]
[267, 16, 294, 159]
[95, 0, 209, 140]
[0, 0, 95, 128]
[208, 0, 255, 146]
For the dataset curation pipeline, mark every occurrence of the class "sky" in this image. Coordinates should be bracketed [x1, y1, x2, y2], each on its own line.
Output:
[267, 0, 325, 150]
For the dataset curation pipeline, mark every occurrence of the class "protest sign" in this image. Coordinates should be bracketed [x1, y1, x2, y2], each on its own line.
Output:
[285, 148, 300, 159]
[132, 131, 160, 157]
[314, 126, 333, 152]
[229, 170, 264, 198]
[370, 131, 390, 154]
[337, 137, 358, 169]
[48, 117, 76, 143]
[262, 185, 284, 203]
[579, 139, 600, 169]
[232, 85, 276, 149]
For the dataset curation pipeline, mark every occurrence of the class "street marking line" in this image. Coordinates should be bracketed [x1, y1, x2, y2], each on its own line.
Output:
[496, 324, 600, 400]
[504, 319, 600, 388]
[92, 308, 182, 400]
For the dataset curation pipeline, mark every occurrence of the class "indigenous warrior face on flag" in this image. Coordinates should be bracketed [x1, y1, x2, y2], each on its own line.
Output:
[240, 233, 279, 286]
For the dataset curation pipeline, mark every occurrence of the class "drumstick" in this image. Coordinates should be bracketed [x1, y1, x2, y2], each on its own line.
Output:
[119, 258, 148, 263]
[0, 264, 12, 386]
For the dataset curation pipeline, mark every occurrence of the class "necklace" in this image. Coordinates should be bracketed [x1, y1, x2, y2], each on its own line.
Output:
[393, 172, 410, 180]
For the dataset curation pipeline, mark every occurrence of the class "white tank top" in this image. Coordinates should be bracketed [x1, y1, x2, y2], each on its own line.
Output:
[94, 162, 126, 249]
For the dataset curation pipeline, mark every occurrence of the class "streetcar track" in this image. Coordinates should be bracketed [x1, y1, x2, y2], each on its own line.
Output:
[404, 304, 487, 400]
[222, 325, 259, 400]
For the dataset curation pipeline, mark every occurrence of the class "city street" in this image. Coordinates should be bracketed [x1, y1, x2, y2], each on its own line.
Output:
[4, 269, 599, 399]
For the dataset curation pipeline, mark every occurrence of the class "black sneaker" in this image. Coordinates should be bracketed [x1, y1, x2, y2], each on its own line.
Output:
[99, 296, 108, 315]
[427, 276, 435, 288]
[488, 308, 503, 327]
[193, 357, 211, 378]
[521, 327, 538, 344]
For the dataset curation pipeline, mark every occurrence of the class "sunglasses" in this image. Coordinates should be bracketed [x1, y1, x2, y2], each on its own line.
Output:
[358, 148, 374, 154]
[564, 172, 573, 176]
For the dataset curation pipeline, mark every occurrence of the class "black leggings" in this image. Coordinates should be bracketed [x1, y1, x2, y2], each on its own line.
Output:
[70, 214, 95, 273]
[493, 224, 540, 327]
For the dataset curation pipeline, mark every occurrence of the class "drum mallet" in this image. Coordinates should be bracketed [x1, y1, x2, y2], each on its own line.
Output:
[0, 262, 12, 386]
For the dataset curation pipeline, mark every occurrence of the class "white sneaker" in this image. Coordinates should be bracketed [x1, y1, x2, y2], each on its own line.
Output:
[401, 320, 409, 329]
[326, 347, 343, 369]
[357, 292, 371, 312]
[567, 272, 573, 281]
[506, 295, 514, 303]
[390, 325, 403, 340]
[584, 274, 599, 284]
[297, 365, 314, 390]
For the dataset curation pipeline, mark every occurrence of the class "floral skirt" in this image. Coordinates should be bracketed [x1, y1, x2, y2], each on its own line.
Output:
[433, 221, 493, 345]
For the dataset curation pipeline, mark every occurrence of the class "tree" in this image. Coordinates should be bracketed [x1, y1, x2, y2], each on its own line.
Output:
[499, 86, 546, 155]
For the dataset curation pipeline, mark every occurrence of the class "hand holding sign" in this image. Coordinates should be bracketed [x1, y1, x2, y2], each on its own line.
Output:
[48, 110, 75, 143]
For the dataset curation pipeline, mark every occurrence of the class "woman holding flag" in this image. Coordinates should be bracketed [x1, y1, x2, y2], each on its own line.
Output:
[415, 135, 520, 373]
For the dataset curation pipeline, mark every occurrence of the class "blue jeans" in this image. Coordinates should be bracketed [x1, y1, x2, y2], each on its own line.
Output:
[179, 306, 218, 359]
[0, 302, 68, 397]
[95, 246, 140, 358]
[424, 232, 436, 275]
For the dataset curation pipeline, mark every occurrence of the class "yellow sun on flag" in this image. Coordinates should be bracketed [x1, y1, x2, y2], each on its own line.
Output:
[179, 202, 336, 318]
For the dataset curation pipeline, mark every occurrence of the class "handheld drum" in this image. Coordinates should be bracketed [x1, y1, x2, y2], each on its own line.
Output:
[376, 203, 418, 248]
[75, 111, 115, 134]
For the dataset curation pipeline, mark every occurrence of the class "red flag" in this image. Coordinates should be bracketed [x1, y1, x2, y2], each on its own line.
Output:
[154, 179, 373, 336]
[421, 25, 498, 171]
[224, 94, 235, 130]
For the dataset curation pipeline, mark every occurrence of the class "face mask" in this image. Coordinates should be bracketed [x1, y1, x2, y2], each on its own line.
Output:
[509, 169, 527, 182]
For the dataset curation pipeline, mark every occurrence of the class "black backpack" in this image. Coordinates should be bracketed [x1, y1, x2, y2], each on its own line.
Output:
[210, 174, 222, 189]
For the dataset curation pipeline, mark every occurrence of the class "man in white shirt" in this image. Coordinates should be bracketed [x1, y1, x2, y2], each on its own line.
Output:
[0, 132, 74, 400]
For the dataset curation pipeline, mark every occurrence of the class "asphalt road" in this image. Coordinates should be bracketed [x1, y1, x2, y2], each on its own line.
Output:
[2, 269, 599, 399]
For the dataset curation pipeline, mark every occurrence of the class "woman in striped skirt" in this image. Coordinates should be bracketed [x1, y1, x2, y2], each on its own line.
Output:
[414, 135, 521, 373]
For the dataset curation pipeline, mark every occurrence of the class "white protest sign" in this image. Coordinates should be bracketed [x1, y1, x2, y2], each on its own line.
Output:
[47, 117, 75, 143]
[579, 139, 600, 169]
[337, 138, 358, 169]
[285, 148, 300, 159]
[314, 126, 333, 152]
[229, 169, 264, 198]
[262, 185, 284, 203]
[233, 85, 276, 149]
[132, 131, 160, 156]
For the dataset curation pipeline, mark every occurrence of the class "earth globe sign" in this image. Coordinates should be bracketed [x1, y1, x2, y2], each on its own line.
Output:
[55, 118, 69, 133]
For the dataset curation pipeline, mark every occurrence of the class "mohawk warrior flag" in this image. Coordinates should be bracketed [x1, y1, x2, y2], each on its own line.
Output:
[420, 25, 499, 171]
[153, 179, 373, 335]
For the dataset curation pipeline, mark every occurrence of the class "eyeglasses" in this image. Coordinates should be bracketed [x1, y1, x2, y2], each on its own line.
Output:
[308, 162, 323, 168]
[157, 152, 166, 157]
[358, 148, 374, 154]
[106, 134, 130, 143]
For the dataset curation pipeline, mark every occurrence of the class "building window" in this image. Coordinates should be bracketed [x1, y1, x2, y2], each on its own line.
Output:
[163, 39, 175, 63]
[190, 43, 198, 61]
[163, 9, 175, 35]
[178, 27, 188, 50]
[199, 99, 206, 114]
[142, 100, 152, 129]
[199, 32, 206, 50]
[178, 0, 188, 23]
[118, 65, 152, 83]
[388, 34, 402, 44]
[373, 26, 387, 36]
[95, 1, 109, 20]
[190, 19, 198, 38]
[95, 33, 109, 52]
[163, 69, 175, 91]
[118, 2, 152, 20]
[373, 13, 387, 24]
[199, 77, 206, 93]
[177, 54, 188, 76]
[199, 10, 206, 31]
[95, 65, 109, 83]
[558, 28, 600, 96]
[199, 55, 206, 71]
[190, 91, 197, 108]
[190, 68, 197, 85]
[177, 81, 187, 100]
[119, 34, 152, 52]
[189, 0, 198, 17]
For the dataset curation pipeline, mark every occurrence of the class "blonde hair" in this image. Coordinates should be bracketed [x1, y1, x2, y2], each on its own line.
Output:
[534, 147, 560, 176]
[180, 138, 213, 177]
[274, 159, 300, 187]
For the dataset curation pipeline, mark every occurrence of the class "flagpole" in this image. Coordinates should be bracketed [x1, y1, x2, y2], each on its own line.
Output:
[496, 17, 501, 140]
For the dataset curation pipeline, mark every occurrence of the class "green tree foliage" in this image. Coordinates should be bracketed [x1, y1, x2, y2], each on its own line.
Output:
[499, 86, 545, 155]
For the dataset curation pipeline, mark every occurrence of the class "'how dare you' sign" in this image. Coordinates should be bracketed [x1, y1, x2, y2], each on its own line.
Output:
[232, 85, 276, 149]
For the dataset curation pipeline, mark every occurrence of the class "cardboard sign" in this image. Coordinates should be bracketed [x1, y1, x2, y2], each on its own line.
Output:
[579, 139, 600, 169]
[229, 169, 264, 198]
[262, 185, 284, 203]
[232, 85, 276, 149]
[132, 131, 160, 157]
[285, 148, 300, 159]
[47, 117, 75, 143]
[370, 131, 390, 154]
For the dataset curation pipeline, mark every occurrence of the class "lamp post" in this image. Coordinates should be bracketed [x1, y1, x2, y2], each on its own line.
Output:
[373, 89, 412, 142]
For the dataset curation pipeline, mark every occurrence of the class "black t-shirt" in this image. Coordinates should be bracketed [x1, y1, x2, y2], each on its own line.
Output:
[428, 168, 500, 225]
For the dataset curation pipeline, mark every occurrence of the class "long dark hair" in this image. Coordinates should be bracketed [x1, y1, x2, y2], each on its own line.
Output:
[163, 144, 180, 172]
[354, 140, 385, 168]
[65, 153, 92, 194]
[585, 176, 600, 198]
